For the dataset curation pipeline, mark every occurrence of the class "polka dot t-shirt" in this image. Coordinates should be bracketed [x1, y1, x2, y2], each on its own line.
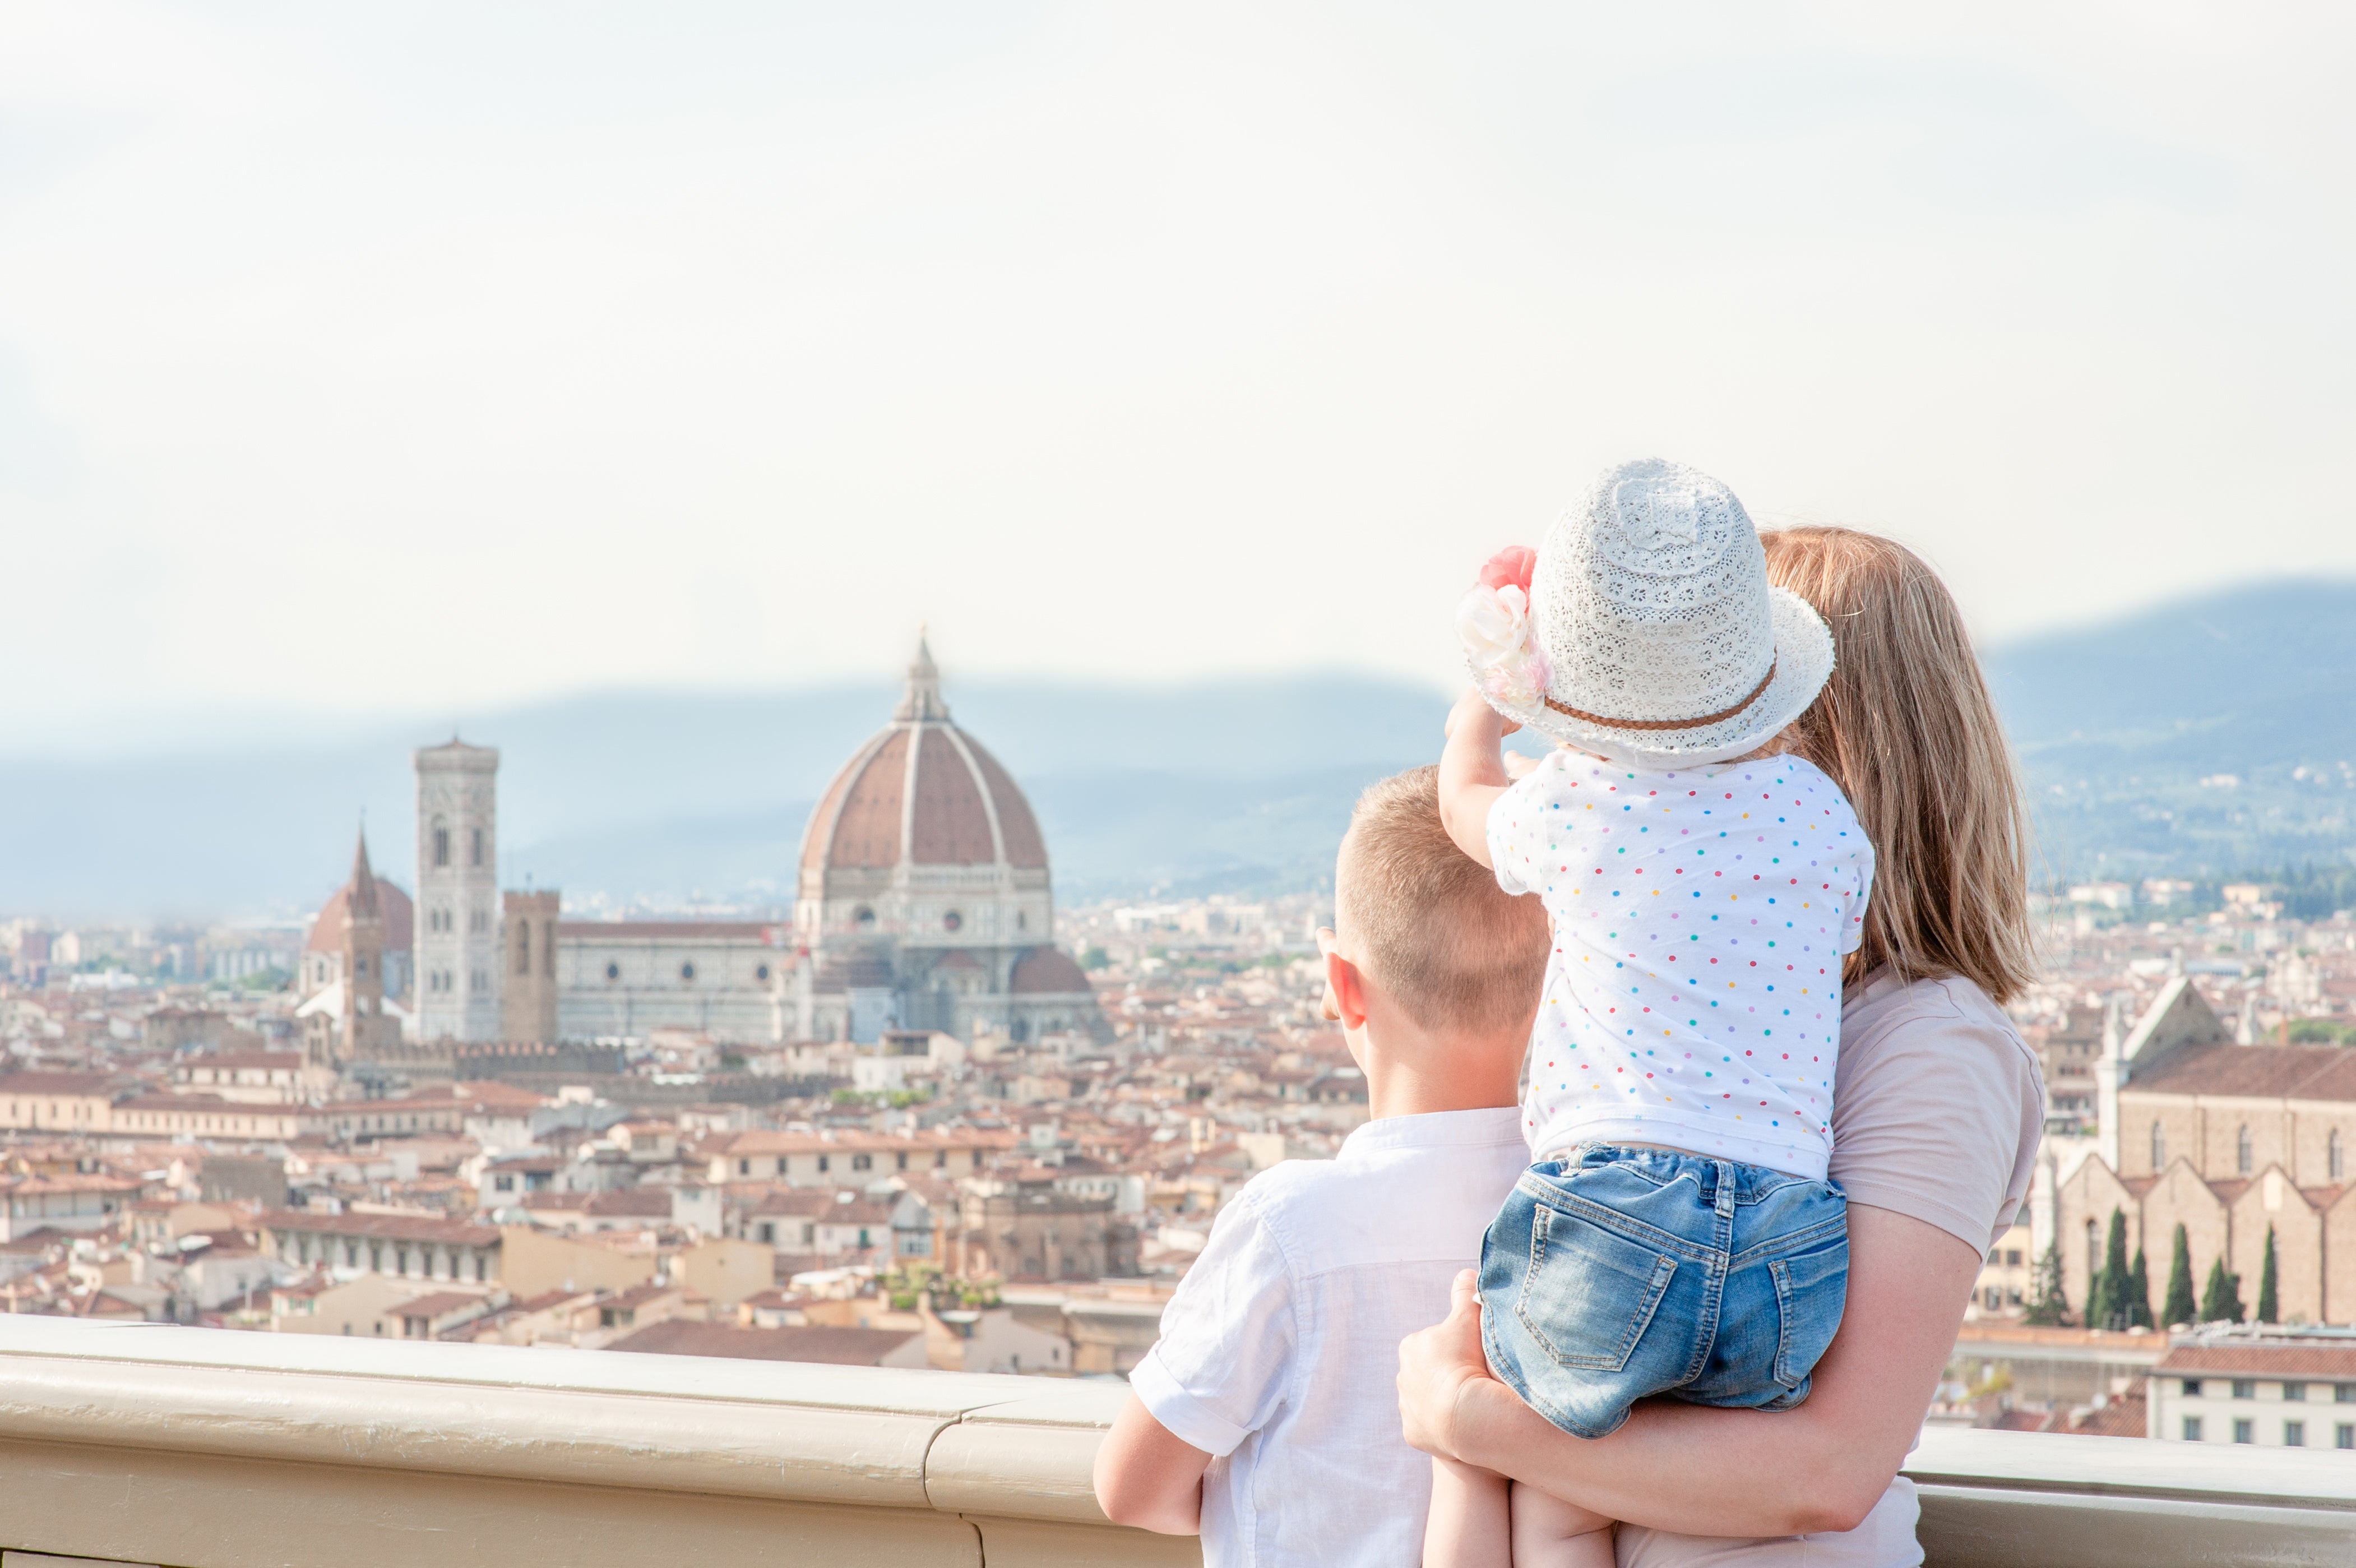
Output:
[1489, 750, 1873, 1181]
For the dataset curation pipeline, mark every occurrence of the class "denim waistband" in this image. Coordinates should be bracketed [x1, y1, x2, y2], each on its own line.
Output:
[1544, 1142, 1831, 1206]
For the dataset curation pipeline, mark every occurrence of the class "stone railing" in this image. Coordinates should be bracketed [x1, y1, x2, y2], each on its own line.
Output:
[0, 1316, 2348, 1568]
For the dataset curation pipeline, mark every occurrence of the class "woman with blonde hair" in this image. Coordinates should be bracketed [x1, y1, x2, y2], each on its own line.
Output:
[1397, 525, 2047, 1567]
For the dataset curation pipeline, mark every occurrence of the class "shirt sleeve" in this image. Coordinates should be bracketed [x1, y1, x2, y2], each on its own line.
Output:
[1828, 980, 2045, 1252]
[1128, 1187, 1298, 1458]
[1838, 836, 1874, 957]
[1486, 766, 1555, 898]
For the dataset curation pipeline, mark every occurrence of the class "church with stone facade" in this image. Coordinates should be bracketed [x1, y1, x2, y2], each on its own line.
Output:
[295, 640, 1102, 1067]
[2055, 975, 2356, 1326]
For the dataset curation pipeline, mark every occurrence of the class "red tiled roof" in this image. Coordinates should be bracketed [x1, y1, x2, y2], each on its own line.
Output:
[2068, 1386, 2149, 1437]
[1011, 946, 1093, 996]
[2126, 1043, 2356, 1102]
[556, 922, 776, 941]
[2155, 1344, 2356, 1376]
[0, 1072, 120, 1099]
[799, 700, 1048, 874]
[259, 1209, 499, 1247]
[306, 877, 414, 955]
[606, 1320, 920, 1365]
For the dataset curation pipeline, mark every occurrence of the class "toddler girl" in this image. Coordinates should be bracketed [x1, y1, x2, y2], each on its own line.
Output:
[1428, 459, 1873, 1568]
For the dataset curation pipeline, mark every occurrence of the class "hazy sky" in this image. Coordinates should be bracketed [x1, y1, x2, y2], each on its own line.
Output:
[4, 2, 2352, 740]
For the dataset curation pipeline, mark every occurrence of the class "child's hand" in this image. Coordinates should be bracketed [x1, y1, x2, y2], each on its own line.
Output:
[1446, 690, 1520, 742]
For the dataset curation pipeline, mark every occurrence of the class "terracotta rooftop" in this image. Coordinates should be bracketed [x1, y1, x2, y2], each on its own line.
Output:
[258, 1209, 500, 1247]
[799, 645, 1048, 875]
[2127, 1043, 2356, 1102]
[606, 1319, 922, 1365]
[304, 875, 414, 956]
[1010, 947, 1093, 996]
[2156, 1344, 2356, 1376]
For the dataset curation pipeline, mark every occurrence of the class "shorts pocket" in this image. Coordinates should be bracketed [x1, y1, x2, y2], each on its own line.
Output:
[1515, 1203, 1678, 1373]
[1770, 1232, 1850, 1390]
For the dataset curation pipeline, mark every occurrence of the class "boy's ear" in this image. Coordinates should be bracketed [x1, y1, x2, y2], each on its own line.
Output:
[1319, 931, 1371, 1033]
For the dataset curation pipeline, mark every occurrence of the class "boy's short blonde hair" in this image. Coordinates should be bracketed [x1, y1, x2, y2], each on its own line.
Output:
[1337, 765, 1551, 1036]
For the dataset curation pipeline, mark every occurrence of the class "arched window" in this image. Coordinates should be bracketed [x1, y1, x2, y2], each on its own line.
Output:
[2085, 1218, 2099, 1283]
[516, 923, 530, 975]
[2237, 1125, 2253, 1176]
[432, 821, 450, 868]
[2331, 1128, 2346, 1183]
[2150, 1121, 2167, 1171]
[680, 961, 697, 982]
[470, 827, 485, 867]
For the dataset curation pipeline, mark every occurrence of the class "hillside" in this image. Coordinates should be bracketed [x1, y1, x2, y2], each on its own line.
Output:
[7, 578, 2354, 919]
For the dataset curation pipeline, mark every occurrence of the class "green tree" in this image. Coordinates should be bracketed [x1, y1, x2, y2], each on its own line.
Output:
[2124, 1248, 2154, 1330]
[2201, 1256, 2247, 1324]
[2161, 1224, 2198, 1328]
[2089, 1208, 2133, 1330]
[2257, 1225, 2280, 1324]
[2023, 1241, 2071, 1326]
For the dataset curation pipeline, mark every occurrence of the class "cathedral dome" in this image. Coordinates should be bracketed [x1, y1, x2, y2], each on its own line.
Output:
[306, 863, 414, 955]
[799, 639, 1047, 876]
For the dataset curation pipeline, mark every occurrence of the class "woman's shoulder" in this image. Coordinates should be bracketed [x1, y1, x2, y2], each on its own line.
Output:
[1835, 970, 2045, 1150]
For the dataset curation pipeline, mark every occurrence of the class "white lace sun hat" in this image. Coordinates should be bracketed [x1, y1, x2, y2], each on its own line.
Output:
[1459, 459, 1835, 766]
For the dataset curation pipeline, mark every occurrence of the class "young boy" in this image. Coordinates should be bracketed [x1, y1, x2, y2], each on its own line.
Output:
[1093, 765, 1551, 1567]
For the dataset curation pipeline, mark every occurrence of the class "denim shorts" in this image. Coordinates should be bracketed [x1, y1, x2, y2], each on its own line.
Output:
[1479, 1145, 1849, 1440]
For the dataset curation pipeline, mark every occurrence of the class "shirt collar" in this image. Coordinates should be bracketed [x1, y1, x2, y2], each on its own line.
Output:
[1340, 1106, 1526, 1159]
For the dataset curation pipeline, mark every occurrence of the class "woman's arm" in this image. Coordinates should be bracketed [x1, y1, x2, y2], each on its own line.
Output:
[1399, 1203, 1982, 1538]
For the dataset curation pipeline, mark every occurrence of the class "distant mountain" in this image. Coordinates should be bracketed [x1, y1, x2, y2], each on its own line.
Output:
[0, 674, 1457, 919]
[1982, 578, 2356, 881]
[10, 580, 2352, 921]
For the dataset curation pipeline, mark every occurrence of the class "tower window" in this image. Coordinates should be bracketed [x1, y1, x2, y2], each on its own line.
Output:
[605, 962, 621, 982]
[2237, 1125, 2253, 1175]
[681, 962, 696, 982]
[2151, 1121, 2165, 1171]
[470, 828, 484, 867]
[433, 826, 450, 868]
[517, 924, 531, 975]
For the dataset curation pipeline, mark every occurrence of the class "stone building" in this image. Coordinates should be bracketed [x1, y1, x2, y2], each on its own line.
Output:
[415, 739, 501, 1042]
[951, 1174, 1138, 1283]
[295, 834, 407, 1076]
[2058, 976, 2356, 1326]
[783, 638, 1103, 1046]
[546, 640, 1103, 1047]
[501, 890, 561, 1044]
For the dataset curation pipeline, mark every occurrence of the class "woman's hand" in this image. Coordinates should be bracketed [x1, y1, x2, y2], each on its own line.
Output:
[1398, 1269, 1499, 1462]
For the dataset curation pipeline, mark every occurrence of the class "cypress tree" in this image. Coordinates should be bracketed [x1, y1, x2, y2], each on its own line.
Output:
[2201, 1256, 2247, 1324]
[2024, 1241, 2071, 1326]
[2257, 1225, 2280, 1324]
[2091, 1208, 2132, 1330]
[2126, 1248, 2154, 1330]
[2161, 1224, 2197, 1328]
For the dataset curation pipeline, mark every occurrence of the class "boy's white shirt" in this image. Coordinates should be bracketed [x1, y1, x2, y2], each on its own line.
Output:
[1130, 1106, 1529, 1568]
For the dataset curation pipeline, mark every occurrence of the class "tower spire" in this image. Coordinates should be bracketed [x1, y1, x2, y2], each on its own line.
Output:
[895, 626, 950, 721]
[349, 825, 379, 918]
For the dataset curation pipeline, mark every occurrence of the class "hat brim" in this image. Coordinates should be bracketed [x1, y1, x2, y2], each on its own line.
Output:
[1479, 586, 1835, 767]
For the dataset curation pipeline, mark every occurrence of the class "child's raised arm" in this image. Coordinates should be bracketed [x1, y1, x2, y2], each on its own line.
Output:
[1438, 691, 1518, 869]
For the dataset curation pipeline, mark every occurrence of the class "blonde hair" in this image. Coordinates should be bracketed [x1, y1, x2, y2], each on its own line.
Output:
[1337, 766, 1552, 1035]
[1761, 526, 2038, 1005]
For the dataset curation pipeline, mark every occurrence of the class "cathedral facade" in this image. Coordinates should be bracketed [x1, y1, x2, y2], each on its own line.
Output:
[549, 641, 1103, 1047]
[779, 639, 1101, 1045]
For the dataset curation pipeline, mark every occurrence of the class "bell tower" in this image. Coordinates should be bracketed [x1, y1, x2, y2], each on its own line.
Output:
[415, 738, 502, 1042]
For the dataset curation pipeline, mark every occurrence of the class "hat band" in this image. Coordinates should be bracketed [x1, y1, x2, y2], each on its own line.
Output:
[1543, 660, 1777, 733]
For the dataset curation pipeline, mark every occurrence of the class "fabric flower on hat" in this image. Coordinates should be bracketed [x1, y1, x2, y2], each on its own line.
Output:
[1458, 582, 1530, 671]
[1478, 545, 1536, 597]
[1458, 581, 1550, 709]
